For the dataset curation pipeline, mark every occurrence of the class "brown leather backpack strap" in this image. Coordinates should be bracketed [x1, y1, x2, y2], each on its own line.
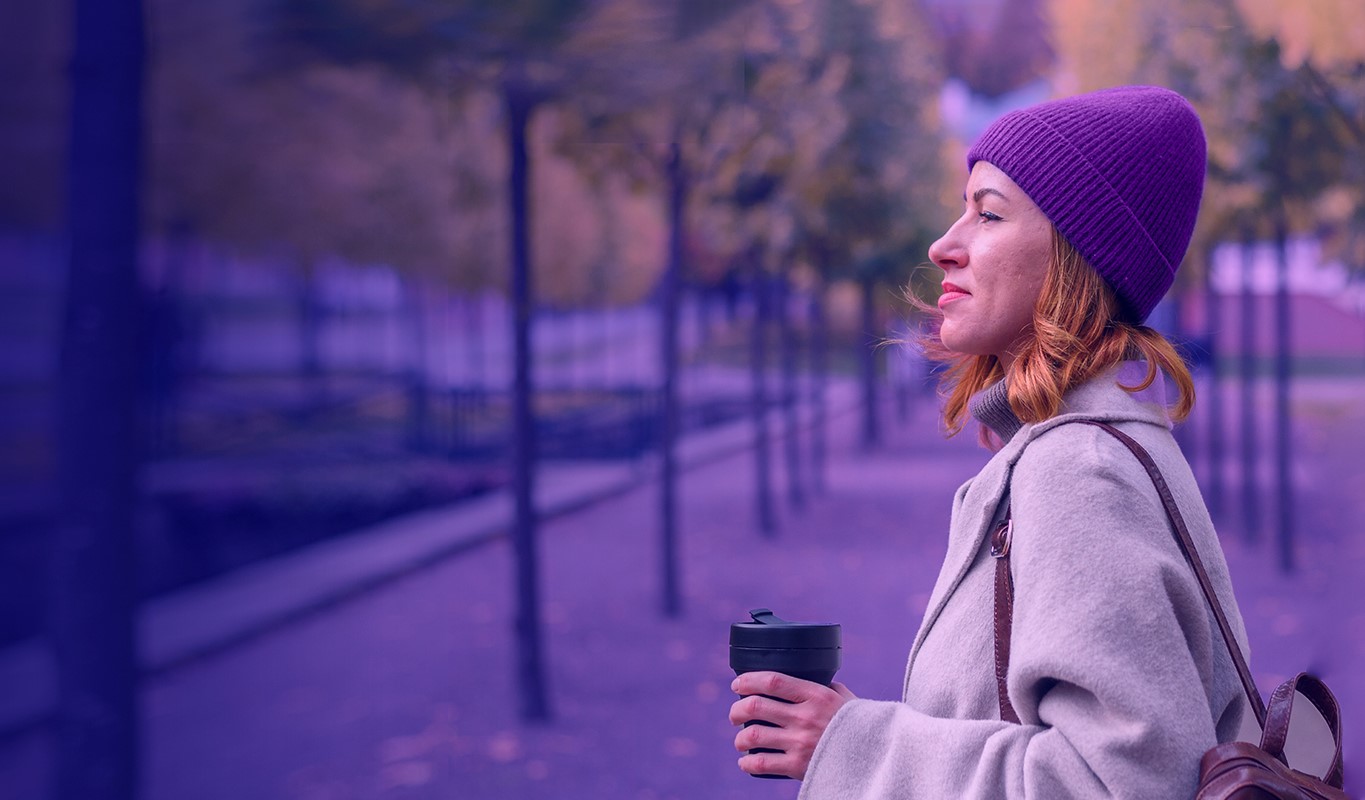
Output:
[991, 515, 1020, 723]
[991, 419, 1271, 729]
[1077, 420, 1268, 728]
[1259, 672, 1344, 788]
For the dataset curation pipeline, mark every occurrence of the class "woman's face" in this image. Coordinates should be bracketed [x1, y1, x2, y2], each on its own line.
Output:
[928, 161, 1053, 370]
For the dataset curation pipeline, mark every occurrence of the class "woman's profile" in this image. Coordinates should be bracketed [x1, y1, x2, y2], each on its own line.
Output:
[729, 85, 1254, 798]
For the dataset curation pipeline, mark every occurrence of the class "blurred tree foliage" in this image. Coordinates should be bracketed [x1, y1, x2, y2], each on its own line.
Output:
[1236, 0, 1365, 72]
[0, 2, 68, 230]
[4, 0, 1359, 287]
[525, 0, 757, 306]
[930, 0, 1052, 100]
[1047, 0, 1364, 283]
[138, 0, 951, 310]
[144, 0, 550, 291]
[262, 0, 760, 306]
[796, 0, 947, 296]
[632, 0, 952, 306]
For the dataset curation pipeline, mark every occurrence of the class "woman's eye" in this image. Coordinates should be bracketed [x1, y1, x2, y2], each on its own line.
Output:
[978, 211, 1002, 222]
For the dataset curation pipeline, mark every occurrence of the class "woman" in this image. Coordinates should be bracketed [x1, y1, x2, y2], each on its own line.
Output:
[729, 86, 1253, 797]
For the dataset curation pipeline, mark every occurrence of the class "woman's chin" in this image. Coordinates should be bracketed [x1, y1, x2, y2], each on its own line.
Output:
[938, 328, 975, 358]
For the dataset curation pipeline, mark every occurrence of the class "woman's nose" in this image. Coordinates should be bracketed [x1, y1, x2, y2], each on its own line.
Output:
[928, 224, 965, 271]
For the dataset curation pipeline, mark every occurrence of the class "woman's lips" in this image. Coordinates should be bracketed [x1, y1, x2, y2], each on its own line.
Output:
[938, 282, 970, 309]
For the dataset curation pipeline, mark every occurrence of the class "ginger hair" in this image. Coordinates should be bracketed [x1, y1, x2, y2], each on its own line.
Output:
[917, 228, 1194, 442]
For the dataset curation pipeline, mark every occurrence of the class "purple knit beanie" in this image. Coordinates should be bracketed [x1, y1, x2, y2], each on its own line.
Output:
[967, 85, 1206, 323]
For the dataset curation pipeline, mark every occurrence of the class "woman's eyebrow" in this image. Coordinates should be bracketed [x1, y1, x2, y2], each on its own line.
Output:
[971, 187, 1009, 204]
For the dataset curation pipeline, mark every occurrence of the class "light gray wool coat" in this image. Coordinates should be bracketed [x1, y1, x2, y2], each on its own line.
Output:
[799, 364, 1251, 799]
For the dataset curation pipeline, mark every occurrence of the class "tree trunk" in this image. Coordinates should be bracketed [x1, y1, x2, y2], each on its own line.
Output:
[504, 77, 550, 721]
[1272, 213, 1294, 573]
[1238, 229, 1259, 543]
[1168, 294, 1193, 456]
[659, 143, 684, 616]
[749, 259, 776, 537]
[53, 0, 144, 797]
[1203, 248, 1224, 520]
[809, 275, 829, 495]
[778, 270, 804, 510]
[859, 274, 879, 448]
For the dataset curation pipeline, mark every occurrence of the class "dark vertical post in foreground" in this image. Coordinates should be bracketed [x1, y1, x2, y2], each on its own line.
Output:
[659, 143, 684, 617]
[1203, 250, 1225, 519]
[504, 77, 550, 720]
[54, 0, 144, 797]
[1272, 212, 1294, 573]
[1238, 229, 1259, 543]
[749, 259, 776, 537]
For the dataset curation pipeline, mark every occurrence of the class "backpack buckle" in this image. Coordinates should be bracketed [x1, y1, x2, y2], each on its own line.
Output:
[990, 519, 1012, 558]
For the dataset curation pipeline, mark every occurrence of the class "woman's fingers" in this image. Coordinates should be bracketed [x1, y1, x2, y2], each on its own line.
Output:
[733, 720, 787, 753]
[728, 671, 852, 781]
[733, 725, 816, 780]
[737, 749, 802, 779]
[731, 671, 818, 703]
[728, 693, 795, 728]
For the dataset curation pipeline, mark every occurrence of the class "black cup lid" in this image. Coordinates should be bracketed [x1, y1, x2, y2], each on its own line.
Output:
[729, 608, 841, 649]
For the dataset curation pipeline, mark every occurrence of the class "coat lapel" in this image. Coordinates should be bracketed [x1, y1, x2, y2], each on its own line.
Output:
[900, 364, 1176, 695]
[904, 435, 1022, 683]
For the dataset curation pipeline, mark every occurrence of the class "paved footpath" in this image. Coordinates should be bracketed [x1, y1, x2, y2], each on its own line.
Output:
[3, 380, 1362, 799]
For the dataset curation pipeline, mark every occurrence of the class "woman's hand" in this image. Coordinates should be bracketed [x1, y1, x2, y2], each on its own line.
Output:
[729, 671, 856, 780]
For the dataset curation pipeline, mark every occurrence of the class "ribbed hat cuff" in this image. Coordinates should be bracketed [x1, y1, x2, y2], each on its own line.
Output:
[968, 111, 1175, 322]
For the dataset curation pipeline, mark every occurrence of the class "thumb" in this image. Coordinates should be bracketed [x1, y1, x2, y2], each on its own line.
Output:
[831, 681, 857, 701]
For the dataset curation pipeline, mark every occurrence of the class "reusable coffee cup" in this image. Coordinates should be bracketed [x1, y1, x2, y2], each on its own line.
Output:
[729, 608, 842, 779]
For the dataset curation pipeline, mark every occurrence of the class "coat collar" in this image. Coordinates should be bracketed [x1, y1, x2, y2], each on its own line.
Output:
[904, 362, 1174, 690]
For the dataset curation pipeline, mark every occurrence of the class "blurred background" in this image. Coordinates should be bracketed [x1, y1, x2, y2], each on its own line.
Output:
[0, 0, 1362, 798]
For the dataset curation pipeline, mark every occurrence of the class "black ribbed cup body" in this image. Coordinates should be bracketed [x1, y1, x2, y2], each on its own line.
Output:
[729, 609, 841, 779]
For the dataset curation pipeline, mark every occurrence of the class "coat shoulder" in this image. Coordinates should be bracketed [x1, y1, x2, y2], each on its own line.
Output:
[1011, 418, 1162, 488]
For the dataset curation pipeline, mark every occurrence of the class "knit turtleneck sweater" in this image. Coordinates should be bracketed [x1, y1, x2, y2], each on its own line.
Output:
[968, 378, 1023, 442]
[967, 363, 1172, 445]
